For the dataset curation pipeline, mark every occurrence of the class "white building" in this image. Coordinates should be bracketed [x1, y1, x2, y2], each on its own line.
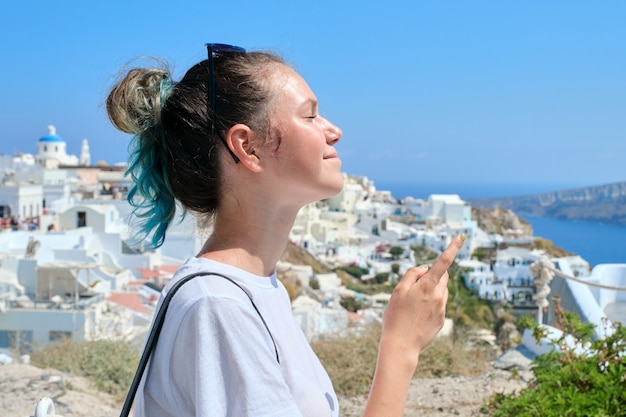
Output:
[460, 247, 542, 304]
[292, 295, 348, 341]
[0, 183, 43, 220]
[35, 125, 81, 168]
[426, 194, 470, 227]
[57, 203, 122, 233]
[459, 258, 498, 298]
[0, 251, 139, 349]
[0, 197, 165, 351]
[548, 260, 626, 338]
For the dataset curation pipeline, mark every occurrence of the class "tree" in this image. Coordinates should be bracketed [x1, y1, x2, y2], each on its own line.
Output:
[340, 296, 364, 313]
[373, 272, 389, 284]
[389, 246, 404, 260]
[472, 248, 487, 261]
[309, 277, 320, 290]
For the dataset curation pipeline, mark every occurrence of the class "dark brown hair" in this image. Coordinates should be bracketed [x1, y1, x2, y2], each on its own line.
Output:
[106, 51, 286, 248]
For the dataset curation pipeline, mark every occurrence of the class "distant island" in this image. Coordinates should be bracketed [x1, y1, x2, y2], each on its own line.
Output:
[468, 181, 626, 225]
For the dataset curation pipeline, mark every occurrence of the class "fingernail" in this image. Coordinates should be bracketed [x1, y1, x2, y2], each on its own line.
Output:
[418, 264, 430, 269]
[460, 233, 466, 242]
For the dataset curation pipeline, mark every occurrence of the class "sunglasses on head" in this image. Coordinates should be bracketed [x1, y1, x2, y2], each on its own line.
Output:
[205, 43, 246, 163]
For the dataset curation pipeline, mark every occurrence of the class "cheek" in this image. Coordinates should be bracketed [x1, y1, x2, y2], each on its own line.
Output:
[257, 124, 284, 158]
[270, 121, 325, 160]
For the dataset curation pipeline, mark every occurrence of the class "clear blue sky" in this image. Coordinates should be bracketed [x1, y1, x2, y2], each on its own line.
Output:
[1, 1, 624, 193]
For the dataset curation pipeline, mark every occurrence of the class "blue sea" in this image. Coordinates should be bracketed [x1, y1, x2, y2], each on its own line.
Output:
[376, 181, 626, 267]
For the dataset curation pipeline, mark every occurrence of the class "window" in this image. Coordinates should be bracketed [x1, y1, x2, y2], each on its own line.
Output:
[77, 211, 86, 227]
[0, 330, 17, 348]
[0, 330, 34, 352]
[49, 330, 72, 343]
[19, 330, 33, 352]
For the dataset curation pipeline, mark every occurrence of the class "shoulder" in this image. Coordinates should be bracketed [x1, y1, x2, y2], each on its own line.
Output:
[166, 257, 285, 295]
[160, 257, 287, 315]
[162, 259, 247, 310]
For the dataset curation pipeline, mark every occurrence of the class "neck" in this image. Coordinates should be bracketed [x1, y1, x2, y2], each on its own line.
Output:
[198, 203, 299, 277]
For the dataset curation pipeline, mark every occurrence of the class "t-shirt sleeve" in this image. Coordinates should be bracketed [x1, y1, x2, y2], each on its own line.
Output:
[168, 293, 303, 417]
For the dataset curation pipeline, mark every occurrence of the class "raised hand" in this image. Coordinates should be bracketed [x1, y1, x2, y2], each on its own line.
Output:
[382, 234, 466, 356]
[363, 234, 466, 417]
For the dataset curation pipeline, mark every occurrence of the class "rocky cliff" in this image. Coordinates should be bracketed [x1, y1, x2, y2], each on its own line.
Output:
[471, 206, 533, 236]
[469, 181, 626, 225]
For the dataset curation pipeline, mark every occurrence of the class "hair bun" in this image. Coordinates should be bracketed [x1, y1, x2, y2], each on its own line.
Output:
[106, 67, 172, 135]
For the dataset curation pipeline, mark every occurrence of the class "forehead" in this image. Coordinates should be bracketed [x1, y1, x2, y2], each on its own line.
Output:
[270, 66, 316, 106]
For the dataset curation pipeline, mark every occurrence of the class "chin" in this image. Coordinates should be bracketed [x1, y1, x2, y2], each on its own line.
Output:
[332, 177, 345, 194]
[322, 176, 345, 199]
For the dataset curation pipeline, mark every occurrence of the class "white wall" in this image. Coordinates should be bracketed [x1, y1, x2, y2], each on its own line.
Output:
[0, 308, 87, 347]
[0, 184, 43, 219]
[592, 264, 626, 307]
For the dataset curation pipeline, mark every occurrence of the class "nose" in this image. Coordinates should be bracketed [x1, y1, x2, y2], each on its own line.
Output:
[323, 117, 342, 145]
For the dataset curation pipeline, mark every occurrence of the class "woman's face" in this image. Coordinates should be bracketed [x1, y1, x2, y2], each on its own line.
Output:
[260, 66, 344, 206]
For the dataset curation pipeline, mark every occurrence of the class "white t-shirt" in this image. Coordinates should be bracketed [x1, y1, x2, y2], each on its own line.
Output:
[134, 257, 339, 417]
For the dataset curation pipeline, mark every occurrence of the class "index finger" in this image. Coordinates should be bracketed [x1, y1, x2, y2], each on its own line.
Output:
[427, 234, 466, 281]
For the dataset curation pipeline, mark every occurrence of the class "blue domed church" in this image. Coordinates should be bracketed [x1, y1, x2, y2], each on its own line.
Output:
[36, 125, 81, 167]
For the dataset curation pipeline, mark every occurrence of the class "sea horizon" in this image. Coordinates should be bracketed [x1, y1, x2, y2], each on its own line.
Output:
[375, 180, 626, 267]
[374, 180, 592, 201]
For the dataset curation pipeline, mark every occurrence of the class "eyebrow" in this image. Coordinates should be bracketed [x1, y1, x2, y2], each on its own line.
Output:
[300, 98, 318, 110]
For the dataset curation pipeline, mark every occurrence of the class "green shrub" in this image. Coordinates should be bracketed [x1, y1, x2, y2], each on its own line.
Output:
[389, 246, 404, 260]
[339, 295, 367, 312]
[483, 300, 626, 416]
[346, 282, 395, 295]
[31, 338, 141, 396]
[472, 248, 489, 261]
[336, 265, 369, 278]
[309, 277, 320, 290]
[373, 272, 390, 284]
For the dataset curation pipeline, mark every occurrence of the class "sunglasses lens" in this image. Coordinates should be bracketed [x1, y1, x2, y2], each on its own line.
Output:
[205, 43, 246, 164]
[206, 43, 246, 55]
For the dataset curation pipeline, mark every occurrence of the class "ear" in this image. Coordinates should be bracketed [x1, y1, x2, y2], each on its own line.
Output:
[227, 124, 262, 172]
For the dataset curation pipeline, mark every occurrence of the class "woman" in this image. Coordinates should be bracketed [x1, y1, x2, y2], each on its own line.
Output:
[107, 43, 464, 417]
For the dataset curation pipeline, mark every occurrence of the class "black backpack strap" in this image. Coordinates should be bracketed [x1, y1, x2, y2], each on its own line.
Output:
[119, 272, 280, 417]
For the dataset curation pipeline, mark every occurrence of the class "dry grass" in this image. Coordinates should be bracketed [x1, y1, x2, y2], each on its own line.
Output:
[311, 323, 493, 396]
[415, 336, 493, 378]
[310, 324, 381, 396]
[281, 242, 332, 274]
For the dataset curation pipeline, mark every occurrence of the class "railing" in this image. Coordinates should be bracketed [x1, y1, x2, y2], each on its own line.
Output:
[547, 265, 626, 292]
